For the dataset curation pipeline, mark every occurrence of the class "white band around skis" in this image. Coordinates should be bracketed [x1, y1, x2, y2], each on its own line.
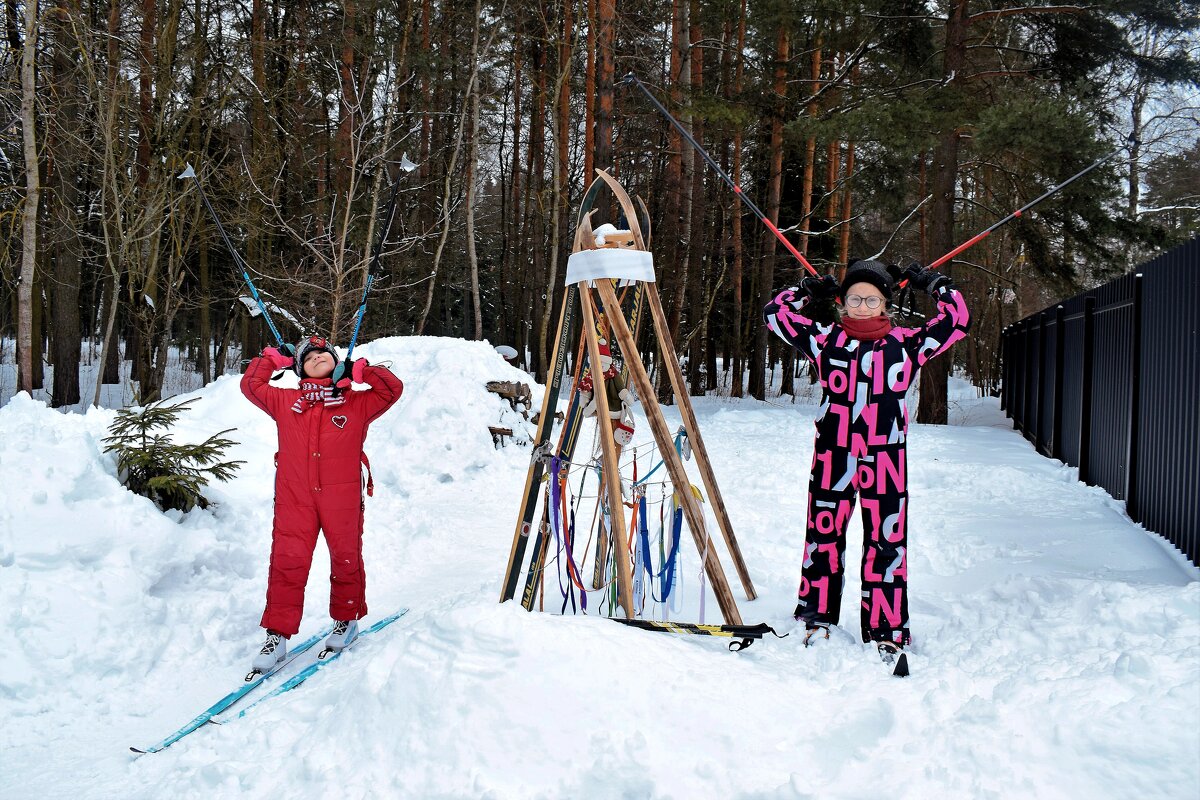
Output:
[566, 249, 656, 286]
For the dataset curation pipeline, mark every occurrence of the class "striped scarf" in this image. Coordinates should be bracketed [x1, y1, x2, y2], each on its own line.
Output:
[292, 380, 346, 414]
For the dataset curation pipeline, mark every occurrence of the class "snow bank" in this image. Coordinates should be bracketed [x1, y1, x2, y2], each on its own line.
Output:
[0, 336, 1196, 799]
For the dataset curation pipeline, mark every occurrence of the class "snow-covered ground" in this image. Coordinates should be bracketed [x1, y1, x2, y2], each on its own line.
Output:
[0, 336, 1196, 799]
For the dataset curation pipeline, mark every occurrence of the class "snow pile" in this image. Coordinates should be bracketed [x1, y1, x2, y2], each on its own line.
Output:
[0, 337, 1197, 799]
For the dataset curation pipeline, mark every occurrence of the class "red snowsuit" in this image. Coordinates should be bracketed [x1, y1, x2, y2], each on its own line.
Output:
[241, 357, 403, 637]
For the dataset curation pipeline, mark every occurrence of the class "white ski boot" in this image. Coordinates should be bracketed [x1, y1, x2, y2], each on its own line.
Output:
[319, 620, 359, 659]
[251, 632, 286, 676]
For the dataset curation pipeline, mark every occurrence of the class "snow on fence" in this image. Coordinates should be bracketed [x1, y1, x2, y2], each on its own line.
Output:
[1001, 236, 1200, 566]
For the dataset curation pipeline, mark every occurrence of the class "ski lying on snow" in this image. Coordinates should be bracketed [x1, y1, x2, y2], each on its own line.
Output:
[225, 608, 410, 721]
[609, 618, 787, 651]
[129, 623, 335, 755]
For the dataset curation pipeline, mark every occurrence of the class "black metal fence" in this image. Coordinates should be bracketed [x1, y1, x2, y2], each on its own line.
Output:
[1001, 237, 1200, 567]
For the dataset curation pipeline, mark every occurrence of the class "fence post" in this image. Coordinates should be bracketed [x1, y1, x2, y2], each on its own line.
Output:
[1003, 326, 1012, 412]
[1013, 322, 1023, 431]
[1023, 318, 1035, 438]
[1051, 306, 1065, 461]
[1126, 274, 1143, 519]
[999, 327, 1007, 412]
[1035, 311, 1048, 453]
[1078, 296, 1096, 486]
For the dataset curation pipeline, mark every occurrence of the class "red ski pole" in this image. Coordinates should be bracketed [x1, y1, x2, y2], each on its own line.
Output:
[622, 72, 820, 278]
[906, 147, 1123, 285]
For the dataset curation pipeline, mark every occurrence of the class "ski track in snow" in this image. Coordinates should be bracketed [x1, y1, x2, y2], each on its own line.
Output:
[0, 336, 1196, 800]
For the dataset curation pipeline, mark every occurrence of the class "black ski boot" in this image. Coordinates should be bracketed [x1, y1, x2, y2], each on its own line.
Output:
[876, 641, 910, 677]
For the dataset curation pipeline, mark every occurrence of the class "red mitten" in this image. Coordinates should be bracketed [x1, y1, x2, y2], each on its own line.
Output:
[262, 345, 295, 369]
[333, 358, 367, 389]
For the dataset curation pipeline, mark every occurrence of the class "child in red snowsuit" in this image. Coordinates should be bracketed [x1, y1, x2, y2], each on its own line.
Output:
[241, 335, 403, 671]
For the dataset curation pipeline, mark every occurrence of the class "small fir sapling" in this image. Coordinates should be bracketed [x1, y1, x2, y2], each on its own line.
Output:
[102, 399, 244, 513]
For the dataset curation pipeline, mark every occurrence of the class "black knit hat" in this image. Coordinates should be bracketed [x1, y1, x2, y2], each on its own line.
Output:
[294, 335, 340, 378]
[841, 259, 895, 300]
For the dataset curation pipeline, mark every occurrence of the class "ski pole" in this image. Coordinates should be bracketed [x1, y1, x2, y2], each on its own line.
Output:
[178, 163, 286, 347]
[915, 146, 1124, 279]
[344, 154, 419, 362]
[621, 72, 820, 278]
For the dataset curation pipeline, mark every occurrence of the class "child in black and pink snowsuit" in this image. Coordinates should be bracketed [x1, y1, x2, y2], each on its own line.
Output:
[240, 335, 403, 673]
[763, 260, 970, 664]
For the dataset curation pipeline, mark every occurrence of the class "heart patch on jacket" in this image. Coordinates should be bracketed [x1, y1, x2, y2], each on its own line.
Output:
[332, 415, 347, 429]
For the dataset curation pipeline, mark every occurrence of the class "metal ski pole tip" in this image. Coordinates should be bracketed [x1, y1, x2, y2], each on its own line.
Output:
[178, 163, 196, 180]
[400, 154, 419, 173]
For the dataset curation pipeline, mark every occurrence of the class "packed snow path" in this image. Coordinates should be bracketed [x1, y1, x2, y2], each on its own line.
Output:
[1, 337, 1196, 799]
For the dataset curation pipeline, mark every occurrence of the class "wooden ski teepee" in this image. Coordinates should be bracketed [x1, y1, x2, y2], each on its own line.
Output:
[501, 169, 756, 626]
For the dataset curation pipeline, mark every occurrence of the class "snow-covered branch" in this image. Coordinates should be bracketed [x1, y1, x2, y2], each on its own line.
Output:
[968, 5, 1092, 24]
[1137, 204, 1200, 215]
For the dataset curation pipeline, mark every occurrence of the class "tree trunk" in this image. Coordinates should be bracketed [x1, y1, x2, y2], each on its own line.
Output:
[17, 0, 39, 395]
[465, 0, 483, 341]
[191, 0, 211, 381]
[728, 0, 746, 397]
[92, 0, 123, 404]
[544, 0, 573, 364]
[50, 2, 82, 407]
[508, 15, 525, 363]
[918, 151, 928, 261]
[594, 0, 614, 172]
[655, 0, 688, 401]
[665, 0, 689, 340]
[1127, 87, 1146, 219]
[799, 34, 821, 257]
[32, 272, 45, 391]
[749, 27, 788, 400]
[685, 0, 705, 395]
[839, 140, 856, 263]
[96, 273, 121, 405]
[418, 0, 433, 177]
[530, 12, 548, 379]
[137, 0, 155, 189]
[826, 138, 841, 241]
[213, 303, 238, 379]
[918, 0, 969, 426]
[335, 0, 357, 199]
[584, 0, 596, 181]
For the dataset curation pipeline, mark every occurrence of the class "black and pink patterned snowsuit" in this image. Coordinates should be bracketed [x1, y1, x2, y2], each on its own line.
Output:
[764, 284, 970, 644]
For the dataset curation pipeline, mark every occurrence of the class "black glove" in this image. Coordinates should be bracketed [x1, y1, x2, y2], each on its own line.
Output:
[901, 262, 953, 295]
[277, 343, 297, 359]
[331, 358, 367, 389]
[800, 273, 840, 302]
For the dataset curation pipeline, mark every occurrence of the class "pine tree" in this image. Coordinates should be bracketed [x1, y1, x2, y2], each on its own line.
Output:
[103, 399, 244, 513]
[1143, 139, 1200, 244]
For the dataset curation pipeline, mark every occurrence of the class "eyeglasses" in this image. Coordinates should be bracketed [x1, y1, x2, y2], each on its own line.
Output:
[308, 336, 328, 347]
[845, 295, 884, 309]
